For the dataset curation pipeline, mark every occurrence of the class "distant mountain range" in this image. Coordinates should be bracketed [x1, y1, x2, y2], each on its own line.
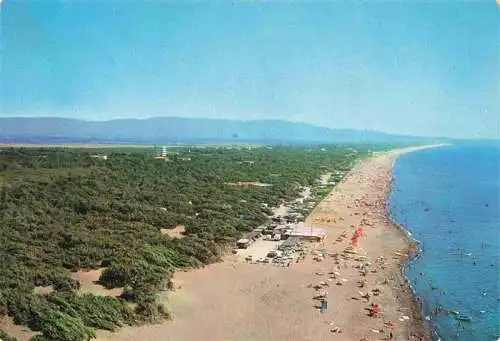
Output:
[0, 116, 452, 145]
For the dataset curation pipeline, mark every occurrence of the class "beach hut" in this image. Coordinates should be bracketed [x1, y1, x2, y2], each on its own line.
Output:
[289, 226, 327, 242]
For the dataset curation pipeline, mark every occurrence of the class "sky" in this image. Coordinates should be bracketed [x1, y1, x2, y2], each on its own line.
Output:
[0, 0, 498, 138]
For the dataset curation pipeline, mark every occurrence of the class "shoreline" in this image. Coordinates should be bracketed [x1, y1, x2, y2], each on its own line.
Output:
[382, 144, 450, 340]
[95, 144, 447, 341]
[384, 144, 450, 341]
[307, 144, 445, 340]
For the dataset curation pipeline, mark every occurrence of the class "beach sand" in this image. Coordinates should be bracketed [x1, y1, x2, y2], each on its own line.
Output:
[96, 146, 439, 341]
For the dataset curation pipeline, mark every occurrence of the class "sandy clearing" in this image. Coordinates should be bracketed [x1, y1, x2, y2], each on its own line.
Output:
[33, 285, 55, 295]
[0, 316, 40, 341]
[272, 204, 289, 218]
[319, 172, 332, 185]
[71, 269, 123, 297]
[96, 146, 444, 341]
[161, 225, 186, 238]
[235, 239, 284, 261]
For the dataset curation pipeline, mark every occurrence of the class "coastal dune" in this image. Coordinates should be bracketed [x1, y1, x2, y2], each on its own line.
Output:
[97, 147, 437, 341]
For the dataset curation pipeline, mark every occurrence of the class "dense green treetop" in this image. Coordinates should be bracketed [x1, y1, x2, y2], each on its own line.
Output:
[0, 144, 383, 340]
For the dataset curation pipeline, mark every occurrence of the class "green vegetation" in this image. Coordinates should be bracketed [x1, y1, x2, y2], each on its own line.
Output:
[0, 144, 382, 340]
[0, 330, 18, 341]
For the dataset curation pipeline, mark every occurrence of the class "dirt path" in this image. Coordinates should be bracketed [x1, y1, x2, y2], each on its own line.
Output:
[96, 146, 440, 341]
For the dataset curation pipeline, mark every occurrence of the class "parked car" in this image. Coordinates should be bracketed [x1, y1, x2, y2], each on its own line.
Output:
[267, 250, 277, 258]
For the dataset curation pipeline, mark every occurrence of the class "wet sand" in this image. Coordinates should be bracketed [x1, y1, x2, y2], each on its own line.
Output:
[96, 146, 442, 341]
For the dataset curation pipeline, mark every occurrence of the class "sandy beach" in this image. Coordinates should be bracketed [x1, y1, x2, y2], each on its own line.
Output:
[96, 146, 440, 341]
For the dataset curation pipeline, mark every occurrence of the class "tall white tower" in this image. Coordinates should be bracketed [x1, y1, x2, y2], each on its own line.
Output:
[161, 146, 167, 157]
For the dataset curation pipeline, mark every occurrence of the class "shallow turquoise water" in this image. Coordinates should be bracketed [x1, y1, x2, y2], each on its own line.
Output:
[389, 144, 500, 341]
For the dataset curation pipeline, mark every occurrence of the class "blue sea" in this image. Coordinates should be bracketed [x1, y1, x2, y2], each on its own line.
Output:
[389, 144, 500, 341]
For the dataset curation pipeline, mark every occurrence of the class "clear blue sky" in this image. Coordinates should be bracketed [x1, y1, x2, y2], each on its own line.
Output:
[0, 1, 498, 138]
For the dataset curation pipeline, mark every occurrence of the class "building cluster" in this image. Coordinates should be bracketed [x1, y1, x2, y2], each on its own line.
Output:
[236, 221, 326, 249]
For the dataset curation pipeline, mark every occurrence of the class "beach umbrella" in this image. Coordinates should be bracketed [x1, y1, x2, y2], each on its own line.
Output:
[351, 235, 359, 246]
[368, 305, 382, 317]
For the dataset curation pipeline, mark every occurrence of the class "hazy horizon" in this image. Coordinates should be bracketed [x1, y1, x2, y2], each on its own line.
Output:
[1, 1, 498, 139]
